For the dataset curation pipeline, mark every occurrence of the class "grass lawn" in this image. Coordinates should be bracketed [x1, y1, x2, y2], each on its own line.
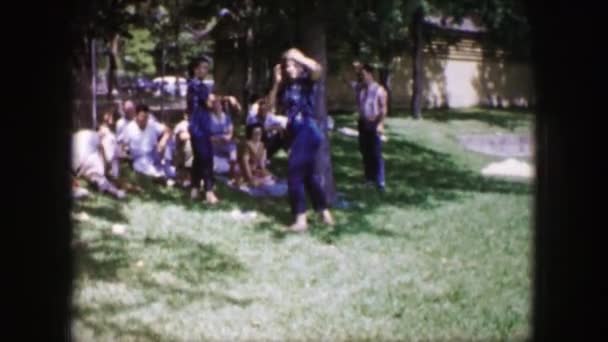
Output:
[71, 107, 534, 341]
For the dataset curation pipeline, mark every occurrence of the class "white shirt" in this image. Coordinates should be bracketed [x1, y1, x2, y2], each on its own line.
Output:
[356, 81, 383, 120]
[173, 119, 189, 139]
[121, 118, 166, 160]
[117, 114, 158, 143]
[246, 105, 287, 130]
[116, 117, 130, 139]
[72, 130, 100, 173]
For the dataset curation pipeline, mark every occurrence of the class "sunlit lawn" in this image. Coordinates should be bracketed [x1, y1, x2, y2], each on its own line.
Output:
[71, 107, 533, 341]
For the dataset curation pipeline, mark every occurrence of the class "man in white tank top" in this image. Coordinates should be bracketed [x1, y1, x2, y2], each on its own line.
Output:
[352, 62, 388, 191]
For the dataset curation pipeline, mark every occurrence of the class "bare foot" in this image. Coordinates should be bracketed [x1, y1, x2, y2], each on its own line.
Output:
[288, 221, 308, 232]
[288, 214, 308, 232]
[321, 209, 335, 226]
[205, 191, 219, 204]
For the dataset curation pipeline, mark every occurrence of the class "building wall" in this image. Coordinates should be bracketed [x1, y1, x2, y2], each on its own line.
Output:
[326, 38, 535, 112]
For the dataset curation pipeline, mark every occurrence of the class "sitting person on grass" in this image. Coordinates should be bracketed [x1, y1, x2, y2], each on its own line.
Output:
[209, 95, 240, 181]
[246, 95, 288, 161]
[233, 123, 275, 188]
[71, 111, 125, 199]
[120, 104, 175, 184]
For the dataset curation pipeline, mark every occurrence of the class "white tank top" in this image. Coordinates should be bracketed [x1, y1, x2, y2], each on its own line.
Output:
[357, 82, 381, 120]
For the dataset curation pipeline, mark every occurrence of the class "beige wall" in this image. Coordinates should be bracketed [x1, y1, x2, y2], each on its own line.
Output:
[326, 39, 535, 111]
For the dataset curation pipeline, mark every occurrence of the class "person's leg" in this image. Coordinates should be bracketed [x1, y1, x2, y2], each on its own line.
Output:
[162, 138, 176, 180]
[358, 119, 373, 182]
[201, 155, 215, 191]
[89, 173, 126, 199]
[303, 162, 334, 226]
[287, 157, 308, 231]
[372, 131, 386, 190]
[108, 154, 120, 180]
[201, 142, 218, 203]
[190, 138, 203, 198]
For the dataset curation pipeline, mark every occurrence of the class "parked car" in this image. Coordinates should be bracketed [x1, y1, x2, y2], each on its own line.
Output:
[133, 76, 157, 94]
[153, 76, 188, 97]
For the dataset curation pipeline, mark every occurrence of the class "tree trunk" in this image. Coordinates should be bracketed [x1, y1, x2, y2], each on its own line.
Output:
[243, 0, 255, 106]
[410, 5, 424, 119]
[71, 38, 94, 130]
[298, 0, 336, 206]
[213, 37, 247, 106]
[174, 0, 181, 96]
[107, 34, 119, 101]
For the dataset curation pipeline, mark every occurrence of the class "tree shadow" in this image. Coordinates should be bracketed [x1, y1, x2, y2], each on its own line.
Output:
[72, 114, 531, 245]
[73, 234, 131, 282]
[72, 233, 251, 339]
[471, 46, 535, 109]
[73, 231, 245, 284]
[306, 131, 530, 242]
[72, 199, 130, 224]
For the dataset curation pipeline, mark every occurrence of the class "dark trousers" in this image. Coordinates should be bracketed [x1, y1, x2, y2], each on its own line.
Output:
[358, 119, 385, 187]
[190, 135, 214, 192]
[287, 129, 327, 216]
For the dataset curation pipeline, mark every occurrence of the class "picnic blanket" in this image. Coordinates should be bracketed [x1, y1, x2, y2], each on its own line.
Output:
[215, 173, 288, 197]
[213, 156, 287, 197]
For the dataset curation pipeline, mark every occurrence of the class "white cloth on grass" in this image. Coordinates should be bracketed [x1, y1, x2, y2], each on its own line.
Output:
[216, 174, 288, 197]
[481, 158, 533, 178]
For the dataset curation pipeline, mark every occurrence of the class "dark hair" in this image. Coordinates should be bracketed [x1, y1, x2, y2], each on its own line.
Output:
[362, 63, 375, 74]
[248, 93, 261, 105]
[245, 122, 264, 140]
[136, 103, 149, 114]
[188, 56, 211, 78]
[96, 105, 116, 124]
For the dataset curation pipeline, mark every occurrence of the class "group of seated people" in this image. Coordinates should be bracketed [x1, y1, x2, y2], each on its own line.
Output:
[72, 93, 289, 200]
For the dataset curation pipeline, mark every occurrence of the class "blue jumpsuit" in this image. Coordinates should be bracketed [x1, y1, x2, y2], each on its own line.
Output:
[281, 77, 328, 216]
[187, 78, 214, 192]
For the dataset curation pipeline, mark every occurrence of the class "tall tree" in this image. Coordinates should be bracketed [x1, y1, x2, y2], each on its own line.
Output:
[410, 1, 425, 119]
[68, 0, 139, 128]
[296, 0, 337, 205]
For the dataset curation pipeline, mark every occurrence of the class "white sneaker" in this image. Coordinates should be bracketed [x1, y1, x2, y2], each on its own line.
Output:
[166, 179, 176, 187]
[190, 188, 199, 200]
[182, 180, 191, 188]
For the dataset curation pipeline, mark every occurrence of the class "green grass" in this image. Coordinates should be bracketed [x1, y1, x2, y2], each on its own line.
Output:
[71, 107, 533, 341]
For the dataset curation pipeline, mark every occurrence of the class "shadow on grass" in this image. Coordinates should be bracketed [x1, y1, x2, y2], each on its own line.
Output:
[76, 305, 167, 341]
[74, 233, 245, 283]
[73, 233, 251, 338]
[72, 111, 531, 244]
[303, 131, 531, 243]
[72, 199, 130, 224]
[130, 124, 530, 243]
